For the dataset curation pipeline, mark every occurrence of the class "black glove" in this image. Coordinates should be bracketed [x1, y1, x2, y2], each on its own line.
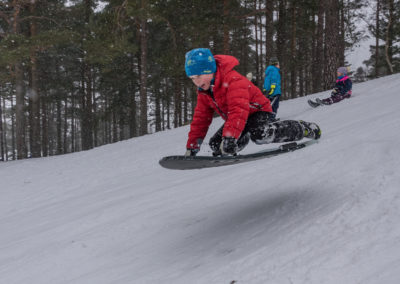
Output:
[184, 148, 199, 157]
[220, 137, 237, 155]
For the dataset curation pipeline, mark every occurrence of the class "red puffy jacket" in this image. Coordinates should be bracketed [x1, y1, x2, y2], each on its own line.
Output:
[186, 55, 272, 149]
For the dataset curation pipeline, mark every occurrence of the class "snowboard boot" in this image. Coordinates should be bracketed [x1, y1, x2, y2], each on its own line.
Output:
[308, 99, 321, 108]
[316, 98, 331, 105]
[300, 120, 321, 140]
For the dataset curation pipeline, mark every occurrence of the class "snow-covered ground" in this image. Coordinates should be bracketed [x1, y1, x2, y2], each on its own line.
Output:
[1, 74, 400, 284]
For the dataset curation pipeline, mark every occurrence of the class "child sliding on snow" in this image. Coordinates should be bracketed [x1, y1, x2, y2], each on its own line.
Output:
[184, 48, 321, 157]
[308, 67, 352, 108]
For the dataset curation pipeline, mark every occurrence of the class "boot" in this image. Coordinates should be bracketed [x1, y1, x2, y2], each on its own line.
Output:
[300, 120, 321, 140]
[316, 98, 331, 105]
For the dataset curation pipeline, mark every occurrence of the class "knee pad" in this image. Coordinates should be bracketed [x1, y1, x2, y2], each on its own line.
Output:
[251, 123, 277, 144]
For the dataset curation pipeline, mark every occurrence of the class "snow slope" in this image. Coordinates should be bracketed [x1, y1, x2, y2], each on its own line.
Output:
[1, 74, 400, 284]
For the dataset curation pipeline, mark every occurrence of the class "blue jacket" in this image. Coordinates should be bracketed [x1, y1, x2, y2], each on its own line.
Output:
[263, 65, 281, 97]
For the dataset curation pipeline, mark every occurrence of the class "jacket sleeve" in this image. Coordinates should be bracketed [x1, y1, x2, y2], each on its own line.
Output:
[263, 67, 280, 95]
[186, 93, 214, 149]
[344, 78, 352, 94]
[222, 79, 250, 139]
[263, 69, 271, 91]
[270, 68, 280, 90]
[335, 78, 352, 95]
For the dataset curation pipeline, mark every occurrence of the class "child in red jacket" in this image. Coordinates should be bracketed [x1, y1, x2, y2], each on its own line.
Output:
[184, 48, 321, 157]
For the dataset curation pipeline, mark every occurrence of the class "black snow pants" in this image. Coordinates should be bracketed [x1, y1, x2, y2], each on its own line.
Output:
[209, 111, 305, 153]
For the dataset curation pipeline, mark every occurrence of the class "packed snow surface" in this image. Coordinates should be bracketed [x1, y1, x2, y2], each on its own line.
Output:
[1, 74, 400, 284]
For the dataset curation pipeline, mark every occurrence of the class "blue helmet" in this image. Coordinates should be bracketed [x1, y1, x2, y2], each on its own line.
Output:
[185, 48, 216, 77]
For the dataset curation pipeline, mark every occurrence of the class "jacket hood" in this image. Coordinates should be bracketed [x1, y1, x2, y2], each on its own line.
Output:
[214, 55, 239, 76]
[212, 55, 240, 89]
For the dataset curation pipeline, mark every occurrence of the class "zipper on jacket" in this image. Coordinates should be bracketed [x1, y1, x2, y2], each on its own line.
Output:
[208, 85, 227, 120]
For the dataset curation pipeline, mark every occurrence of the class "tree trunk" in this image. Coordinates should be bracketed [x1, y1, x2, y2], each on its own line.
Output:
[41, 93, 48, 156]
[104, 95, 110, 144]
[223, 0, 230, 54]
[80, 67, 89, 149]
[2, 97, 8, 161]
[323, 0, 340, 90]
[338, 0, 345, 65]
[384, 0, 394, 74]
[166, 85, 171, 130]
[81, 0, 94, 150]
[29, 0, 41, 158]
[130, 91, 137, 138]
[71, 92, 75, 153]
[48, 103, 55, 155]
[277, 0, 287, 98]
[155, 87, 161, 132]
[299, 64, 305, 97]
[12, 2, 27, 159]
[265, 0, 274, 67]
[11, 95, 16, 160]
[290, 1, 297, 99]
[375, 0, 380, 77]
[29, 57, 41, 157]
[254, 0, 260, 86]
[56, 100, 62, 155]
[63, 96, 68, 154]
[0, 91, 4, 161]
[258, 0, 263, 85]
[129, 57, 137, 138]
[92, 79, 98, 147]
[112, 110, 118, 143]
[139, 13, 148, 135]
[183, 82, 188, 125]
[87, 69, 94, 148]
[313, 0, 324, 93]
[15, 63, 27, 159]
[173, 76, 182, 128]
[119, 113, 125, 141]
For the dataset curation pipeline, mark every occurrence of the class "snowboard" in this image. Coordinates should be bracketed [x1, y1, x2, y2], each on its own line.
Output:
[159, 140, 317, 170]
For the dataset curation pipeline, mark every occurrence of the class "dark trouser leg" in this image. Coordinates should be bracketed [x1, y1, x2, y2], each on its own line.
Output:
[321, 97, 333, 105]
[329, 93, 351, 104]
[330, 94, 345, 103]
[268, 95, 280, 118]
[209, 111, 309, 153]
[209, 126, 224, 153]
[245, 112, 304, 144]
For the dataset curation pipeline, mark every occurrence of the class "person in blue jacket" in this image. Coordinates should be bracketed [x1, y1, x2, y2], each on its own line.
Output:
[263, 57, 281, 120]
